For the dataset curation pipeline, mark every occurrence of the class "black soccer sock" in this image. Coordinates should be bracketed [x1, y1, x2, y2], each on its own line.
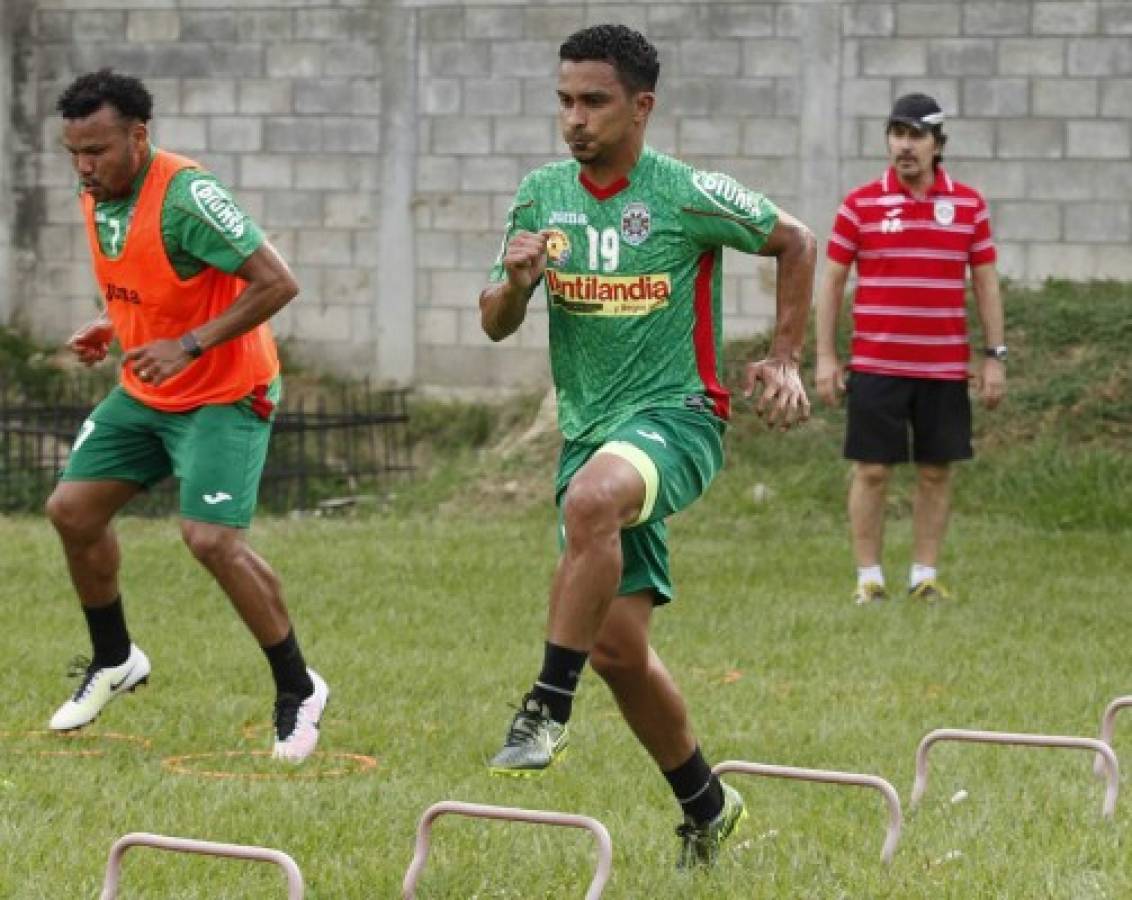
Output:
[530, 641, 588, 724]
[263, 629, 315, 698]
[664, 746, 725, 824]
[83, 596, 132, 668]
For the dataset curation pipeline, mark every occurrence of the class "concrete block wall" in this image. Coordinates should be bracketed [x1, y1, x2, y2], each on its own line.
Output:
[0, 2, 19, 327]
[840, 0, 1132, 287]
[11, 0, 384, 372]
[6, 0, 1132, 392]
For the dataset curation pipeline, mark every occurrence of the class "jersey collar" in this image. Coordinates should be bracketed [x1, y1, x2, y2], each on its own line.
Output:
[881, 164, 954, 198]
[578, 146, 654, 201]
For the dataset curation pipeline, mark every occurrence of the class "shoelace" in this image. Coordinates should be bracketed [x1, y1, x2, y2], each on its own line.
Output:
[273, 694, 304, 742]
[675, 822, 708, 841]
[674, 822, 709, 866]
[66, 655, 98, 702]
[504, 699, 548, 745]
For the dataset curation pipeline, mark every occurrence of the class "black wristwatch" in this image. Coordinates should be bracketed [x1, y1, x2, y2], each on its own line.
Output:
[179, 331, 204, 359]
[983, 345, 1007, 362]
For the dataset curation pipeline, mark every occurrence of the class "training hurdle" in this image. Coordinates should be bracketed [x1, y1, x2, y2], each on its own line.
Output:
[1095, 696, 1132, 777]
[712, 760, 903, 864]
[100, 832, 304, 899]
[402, 801, 613, 899]
[911, 728, 1120, 819]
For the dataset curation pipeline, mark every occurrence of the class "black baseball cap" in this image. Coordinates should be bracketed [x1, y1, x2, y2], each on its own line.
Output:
[887, 93, 945, 132]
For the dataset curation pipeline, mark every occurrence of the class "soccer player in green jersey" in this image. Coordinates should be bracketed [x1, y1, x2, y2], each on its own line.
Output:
[44, 70, 326, 762]
[480, 25, 815, 867]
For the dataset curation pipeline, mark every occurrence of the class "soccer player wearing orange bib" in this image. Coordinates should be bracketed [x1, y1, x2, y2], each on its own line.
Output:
[44, 70, 327, 761]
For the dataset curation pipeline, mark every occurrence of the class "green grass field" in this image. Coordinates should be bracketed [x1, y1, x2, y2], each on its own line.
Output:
[2, 281, 1131, 898]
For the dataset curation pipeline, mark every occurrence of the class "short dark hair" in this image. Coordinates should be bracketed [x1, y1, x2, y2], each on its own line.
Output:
[56, 69, 153, 123]
[559, 24, 659, 94]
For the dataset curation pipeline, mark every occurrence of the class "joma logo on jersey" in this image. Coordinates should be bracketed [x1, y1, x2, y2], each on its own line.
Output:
[549, 210, 588, 226]
[546, 270, 671, 316]
[190, 180, 246, 239]
[692, 171, 765, 220]
[104, 282, 142, 305]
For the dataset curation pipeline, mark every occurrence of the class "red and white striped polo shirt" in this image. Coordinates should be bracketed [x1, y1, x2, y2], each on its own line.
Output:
[827, 166, 996, 381]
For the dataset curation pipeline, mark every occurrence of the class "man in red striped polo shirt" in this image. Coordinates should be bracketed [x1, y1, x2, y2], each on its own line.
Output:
[815, 93, 1006, 605]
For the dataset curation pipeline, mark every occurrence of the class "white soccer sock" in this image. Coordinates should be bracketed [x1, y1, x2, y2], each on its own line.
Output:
[857, 565, 885, 588]
[910, 563, 937, 588]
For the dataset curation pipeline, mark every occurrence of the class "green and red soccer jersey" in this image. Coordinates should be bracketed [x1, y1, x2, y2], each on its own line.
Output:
[490, 146, 780, 443]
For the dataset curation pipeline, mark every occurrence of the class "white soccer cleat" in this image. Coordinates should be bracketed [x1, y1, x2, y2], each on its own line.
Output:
[48, 644, 151, 731]
[272, 669, 329, 762]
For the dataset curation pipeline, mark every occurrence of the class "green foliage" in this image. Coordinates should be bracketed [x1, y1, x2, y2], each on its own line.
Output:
[0, 327, 69, 397]
[409, 399, 499, 451]
[0, 327, 115, 402]
[390, 280, 1132, 530]
[1004, 279, 1132, 352]
[409, 391, 544, 453]
[0, 326, 51, 372]
[962, 439, 1132, 530]
[987, 279, 1132, 445]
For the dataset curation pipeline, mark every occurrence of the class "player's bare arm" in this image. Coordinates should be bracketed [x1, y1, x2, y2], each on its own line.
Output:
[479, 229, 549, 342]
[743, 210, 816, 430]
[66, 312, 115, 366]
[972, 262, 1005, 410]
[125, 240, 298, 387]
[814, 260, 852, 406]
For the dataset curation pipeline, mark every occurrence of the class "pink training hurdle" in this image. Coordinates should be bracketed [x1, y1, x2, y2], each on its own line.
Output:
[1096, 696, 1132, 777]
[712, 759, 903, 864]
[911, 728, 1120, 819]
[402, 801, 613, 899]
[100, 832, 304, 899]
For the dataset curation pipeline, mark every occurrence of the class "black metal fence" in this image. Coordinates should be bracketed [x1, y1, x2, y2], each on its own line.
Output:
[0, 374, 413, 516]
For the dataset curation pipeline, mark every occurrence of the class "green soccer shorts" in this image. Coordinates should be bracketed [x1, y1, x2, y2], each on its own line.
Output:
[61, 380, 281, 528]
[555, 406, 725, 604]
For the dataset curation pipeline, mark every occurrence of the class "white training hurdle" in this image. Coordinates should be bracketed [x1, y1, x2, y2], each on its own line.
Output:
[99, 832, 304, 899]
[401, 801, 613, 899]
[1095, 696, 1132, 777]
[911, 728, 1120, 819]
[712, 760, 904, 864]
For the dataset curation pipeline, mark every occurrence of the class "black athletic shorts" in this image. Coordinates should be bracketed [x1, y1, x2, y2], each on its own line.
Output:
[844, 371, 973, 465]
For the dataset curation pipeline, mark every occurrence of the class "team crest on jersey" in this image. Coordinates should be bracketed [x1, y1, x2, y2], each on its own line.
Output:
[934, 200, 956, 226]
[545, 228, 572, 265]
[621, 202, 651, 246]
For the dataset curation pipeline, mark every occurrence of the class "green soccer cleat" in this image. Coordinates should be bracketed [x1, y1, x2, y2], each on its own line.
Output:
[908, 578, 951, 603]
[852, 581, 889, 606]
[675, 781, 748, 869]
[487, 693, 569, 777]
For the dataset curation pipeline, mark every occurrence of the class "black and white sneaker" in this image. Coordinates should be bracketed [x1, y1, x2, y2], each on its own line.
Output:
[272, 669, 329, 762]
[48, 644, 150, 731]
